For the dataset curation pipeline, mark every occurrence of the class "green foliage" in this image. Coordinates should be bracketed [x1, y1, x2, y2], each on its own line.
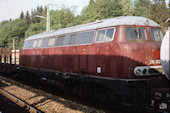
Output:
[149, 0, 169, 34]
[25, 21, 45, 38]
[50, 8, 75, 30]
[121, 0, 134, 16]
[81, 0, 123, 23]
[0, 19, 29, 48]
[31, 6, 44, 24]
[134, 0, 151, 17]
[20, 11, 25, 20]
[0, 20, 9, 27]
[24, 7, 75, 38]
[25, 11, 31, 24]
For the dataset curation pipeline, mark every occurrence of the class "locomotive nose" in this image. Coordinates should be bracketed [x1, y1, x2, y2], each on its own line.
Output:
[146, 43, 161, 66]
[134, 43, 163, 76]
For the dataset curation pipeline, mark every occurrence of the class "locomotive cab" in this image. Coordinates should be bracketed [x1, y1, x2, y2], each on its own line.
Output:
[118, 25, 163, 77]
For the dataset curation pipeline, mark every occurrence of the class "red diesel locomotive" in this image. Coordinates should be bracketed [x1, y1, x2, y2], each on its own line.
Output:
[20, 16, 168, 106]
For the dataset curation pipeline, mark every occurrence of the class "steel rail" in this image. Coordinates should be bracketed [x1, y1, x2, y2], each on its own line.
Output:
[0, 88, 43, 113]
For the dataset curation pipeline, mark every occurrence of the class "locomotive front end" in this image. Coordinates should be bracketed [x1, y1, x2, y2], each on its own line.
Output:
[113, 17, 169, 109]
[133, 28, 163, 77]
[119, 18, 170, 111]
[118, 20, 164, 78]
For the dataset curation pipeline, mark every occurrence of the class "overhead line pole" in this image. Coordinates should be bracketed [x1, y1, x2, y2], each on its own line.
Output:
[13, 39, 15, 50]
[46, 4, 50, 32]
[36, 3, 57, 32]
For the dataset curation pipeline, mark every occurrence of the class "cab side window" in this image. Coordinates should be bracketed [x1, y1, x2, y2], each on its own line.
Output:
[96, 30, 106, 42]
[95, 28, 115, 43]
[105, 28, 114, 41]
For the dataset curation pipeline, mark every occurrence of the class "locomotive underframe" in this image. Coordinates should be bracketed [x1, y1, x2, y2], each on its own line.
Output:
[20, 66, 151, 106]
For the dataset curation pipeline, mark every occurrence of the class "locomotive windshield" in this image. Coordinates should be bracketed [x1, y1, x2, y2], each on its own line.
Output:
[126, 27, 147, 41]
[151, 28, 163, 41]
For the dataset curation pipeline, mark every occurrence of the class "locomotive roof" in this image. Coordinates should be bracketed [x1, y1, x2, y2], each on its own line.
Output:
[25, 16, 160, 41]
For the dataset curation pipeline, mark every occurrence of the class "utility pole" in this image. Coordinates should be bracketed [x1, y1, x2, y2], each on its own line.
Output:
[36, 4, 58, 32]
[13, 39, 15, 50]
[58, 13, 61, 29]
[46, 4, 50, 31]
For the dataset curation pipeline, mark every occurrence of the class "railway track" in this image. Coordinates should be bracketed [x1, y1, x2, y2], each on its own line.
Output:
[0, 88, 43, 113]
[0, 75, 109, 113]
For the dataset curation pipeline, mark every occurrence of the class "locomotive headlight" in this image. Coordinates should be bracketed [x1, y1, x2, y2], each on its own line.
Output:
[136, 69, 140, 75]
[134, 66, 162, 76]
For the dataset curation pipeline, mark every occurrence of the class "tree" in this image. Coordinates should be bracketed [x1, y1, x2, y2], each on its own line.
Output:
[89, 0, 95, 5]
[149, 0, 169, 33]
[0, 19, 29, 48]
[81, 0, 123, 23]
[134, 0, 151, 17]
[25, 22, 45, 38]
[37, 5, 43, 16]
[25, 11, 31, 24]
[120, 0, 134, 16]
[30, 6, 44, 24]
[42, 6, 47, 17]
[0, 20, 8, 27]
[20, 11, 25, 20]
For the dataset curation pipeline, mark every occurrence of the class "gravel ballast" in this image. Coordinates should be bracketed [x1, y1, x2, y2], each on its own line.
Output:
[0, 75, 106, 113]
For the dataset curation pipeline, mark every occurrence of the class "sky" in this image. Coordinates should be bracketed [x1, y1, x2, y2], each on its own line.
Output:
[0, 0, 90, 22]
[0, 0, 169, 22]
